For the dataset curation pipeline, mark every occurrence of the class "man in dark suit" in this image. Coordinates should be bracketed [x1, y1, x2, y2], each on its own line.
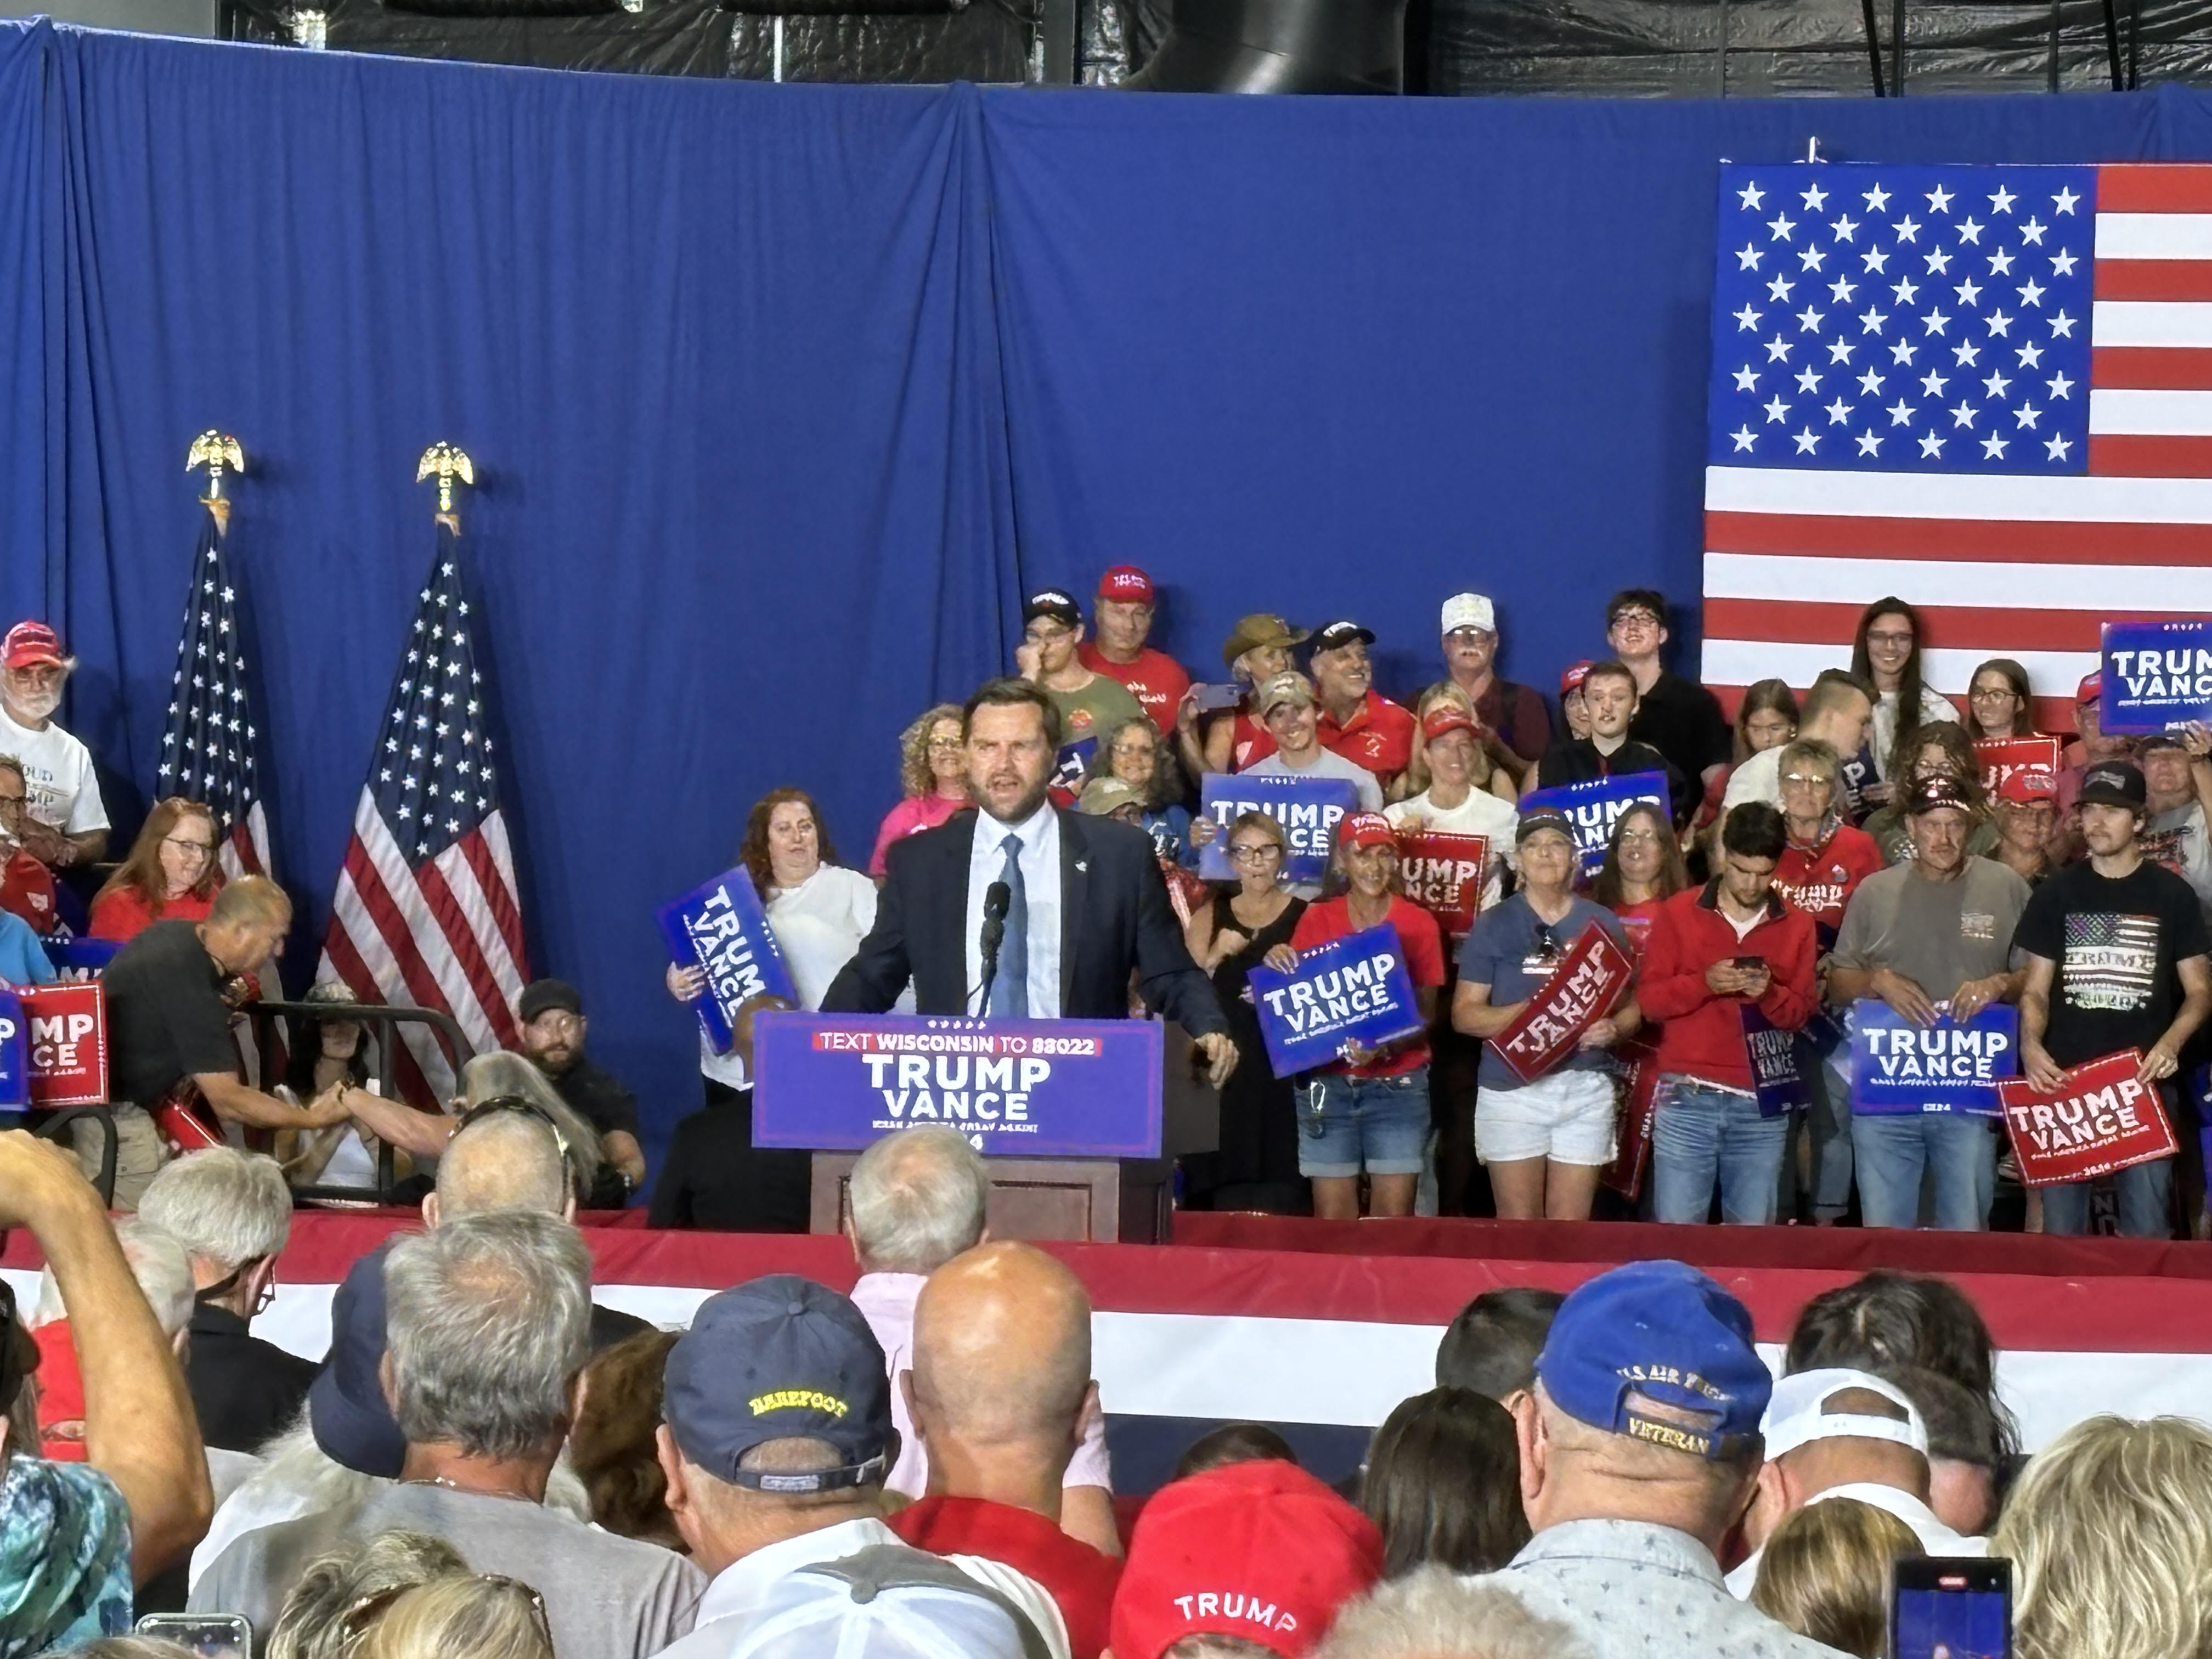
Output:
[825, 679, 1238, 1087]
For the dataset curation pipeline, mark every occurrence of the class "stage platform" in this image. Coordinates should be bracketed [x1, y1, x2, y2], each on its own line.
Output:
[10, 1211, 2210, 1494]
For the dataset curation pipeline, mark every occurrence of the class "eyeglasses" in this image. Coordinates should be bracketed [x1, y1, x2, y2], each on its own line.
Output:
[926, 737, 964, 752]
[196, 1259, 277, 1318]
[1610, 610, 1661, 630]
[163, 836, 216, 856]
[1780, 772, 1832, 788]
[1866, 629, 1915, 647]
[1617, 828, 1663, 845]
[338, 1575, 551, 1651]
[1969, 685, 2019, 702]
[1532, 923, 1561, 961]
[1229, 843, 1281, 861]
[1024, 625, 1073, 646]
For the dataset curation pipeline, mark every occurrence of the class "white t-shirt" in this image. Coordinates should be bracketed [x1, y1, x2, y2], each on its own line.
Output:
[1871, 686, 1960, 782]
[1386, 787, 1520, 909]
[698, 864, 878, 1090]
[0, 707, 106, 832]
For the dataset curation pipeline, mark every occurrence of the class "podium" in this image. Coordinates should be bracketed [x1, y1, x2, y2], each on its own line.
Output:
[750, 1013, 1219, 1246]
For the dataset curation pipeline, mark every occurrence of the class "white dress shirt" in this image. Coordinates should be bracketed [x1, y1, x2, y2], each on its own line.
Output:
[1724, 1482, 1986, 1598]
[962, 801, 1062, 1019]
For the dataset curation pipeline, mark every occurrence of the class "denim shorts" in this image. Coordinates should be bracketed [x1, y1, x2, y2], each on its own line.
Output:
[1297, 1066, 1431, 1178]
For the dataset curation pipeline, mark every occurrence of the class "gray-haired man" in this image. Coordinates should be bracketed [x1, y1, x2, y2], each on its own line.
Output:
[190, 1210, 703, 1655]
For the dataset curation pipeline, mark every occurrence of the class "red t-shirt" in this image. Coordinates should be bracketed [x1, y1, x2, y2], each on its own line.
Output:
[1077, 643, 1190, 736]
[88, 883, 216, 943]
[1771, 823, 1884, 943]
[0, 848, 59, 934]
[1290, 894, 1447, 1077]
[1317, 691, 1416, 782]
[1228, 708, 1277, 771]
[32, 1319, 88, 1462]
[1609, 896, 1668, 958]
[889, 1496, 1121, 1659]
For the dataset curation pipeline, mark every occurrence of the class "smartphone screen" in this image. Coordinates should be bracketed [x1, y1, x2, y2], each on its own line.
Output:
[137, 1613, 253, 1659]
[1891, 1558, 2010, 1659]
[1192, 682, 1244, 714]
[1733, 955, 1764, 972]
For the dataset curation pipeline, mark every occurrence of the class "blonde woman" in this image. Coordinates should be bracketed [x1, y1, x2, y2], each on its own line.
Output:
[357, 1575, 554, 1659]
[1750, 1497, 1921, 1659]
[1995, 1414, 2212, 1659]
[867, 702, 969, 878]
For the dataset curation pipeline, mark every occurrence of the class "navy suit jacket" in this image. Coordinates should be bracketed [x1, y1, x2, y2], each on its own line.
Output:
[821, 806, 1226, 1037]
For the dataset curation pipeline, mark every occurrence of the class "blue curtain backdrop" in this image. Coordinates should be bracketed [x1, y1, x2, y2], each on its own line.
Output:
[0, 16, 2200, 1169]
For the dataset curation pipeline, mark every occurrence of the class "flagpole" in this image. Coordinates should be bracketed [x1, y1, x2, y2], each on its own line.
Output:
[416, 441, 474, 534]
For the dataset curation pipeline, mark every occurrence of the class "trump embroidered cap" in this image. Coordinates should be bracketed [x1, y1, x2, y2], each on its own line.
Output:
[1421, 704, 1481, 743]
[1997, 768, 2059, 806]
[1904, 775, 1973, 817]
[1761, 1367, 1929, 1462]
[1560, 659, 1595, 698]
[1097, 565, 1155, 604]
[1, 621, 66, 671]
[1308, 619, 1376, 656]
[1022, 589, 1082, 630]
[2076, 671, 2102, 706]
[1534, 1260, 1770, 1461]
[2078, 759, 2148, 811]
[664, 1274, 893, 1490]
[1110, 1460, 1384, 1659]
[1339, 812, 1396, 851]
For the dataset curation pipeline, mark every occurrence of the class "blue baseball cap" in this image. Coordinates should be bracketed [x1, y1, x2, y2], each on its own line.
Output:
[1533, 1261, 1770, 1461]
[663, 1275, 893, 1492]
[309, 1242, 407, 1479]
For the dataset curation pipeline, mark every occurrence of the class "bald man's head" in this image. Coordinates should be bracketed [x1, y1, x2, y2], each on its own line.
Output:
[428, 1110, 571, 1226]
[910, 1242, 1092, 1455]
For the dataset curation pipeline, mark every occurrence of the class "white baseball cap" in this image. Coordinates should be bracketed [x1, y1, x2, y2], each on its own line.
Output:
[1762, 1367, 1929, 1460]
[1441, 592, 1496, 635]
[729, 1557, 1042, 1659]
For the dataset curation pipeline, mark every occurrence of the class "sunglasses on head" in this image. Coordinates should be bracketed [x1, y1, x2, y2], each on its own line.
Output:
[456, 1094, 577, 1180]
[338, 1574, 551, 1651]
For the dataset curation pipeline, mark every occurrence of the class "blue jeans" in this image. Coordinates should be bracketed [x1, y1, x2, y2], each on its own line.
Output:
[1652, 1076, 1788, 1226]
[2042, 1157, 2175, 1238]
[1298, 1067, 1431, 1178]
[1850, 1111, 1996, 1231]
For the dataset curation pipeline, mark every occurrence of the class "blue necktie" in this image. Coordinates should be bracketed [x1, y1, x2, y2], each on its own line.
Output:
[991, 831, 1030, 1019]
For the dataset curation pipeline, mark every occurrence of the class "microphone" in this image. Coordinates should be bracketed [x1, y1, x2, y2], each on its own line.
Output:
[977, 881, 1011, 1016]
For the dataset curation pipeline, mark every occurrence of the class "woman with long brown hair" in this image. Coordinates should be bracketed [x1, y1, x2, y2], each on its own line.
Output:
[1848, 597, 1959, 810]
[89, 797, 222, 941]
[659, 787, 876, 1231]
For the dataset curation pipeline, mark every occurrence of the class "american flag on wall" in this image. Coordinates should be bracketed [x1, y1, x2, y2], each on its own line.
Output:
[318, 524, 528, 1103]
[1702, 162, 2212, 731]
[159, 516, 273, 879]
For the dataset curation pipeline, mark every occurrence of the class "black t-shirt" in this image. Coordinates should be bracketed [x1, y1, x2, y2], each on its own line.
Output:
[1631, 670, 1731, 789]
[551, 1054, 641, 1141]
[2012, 856, 2211, 1068]
[1533, 737, 1690, 825]
[104, 918, 238, 1110]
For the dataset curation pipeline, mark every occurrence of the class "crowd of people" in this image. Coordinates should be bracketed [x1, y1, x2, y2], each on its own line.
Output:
[7, 1122, 2212, 1659]
[2, 570, 2208, 1238]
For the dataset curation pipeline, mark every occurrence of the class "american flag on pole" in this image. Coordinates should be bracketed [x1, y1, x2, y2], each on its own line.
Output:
[1702, 162, 2212, 732]
[318, 524, 528, 1103]
[159, 515, 273, 880]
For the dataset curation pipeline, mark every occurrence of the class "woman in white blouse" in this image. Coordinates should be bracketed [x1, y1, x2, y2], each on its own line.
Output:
[658, 787, 877, 1229]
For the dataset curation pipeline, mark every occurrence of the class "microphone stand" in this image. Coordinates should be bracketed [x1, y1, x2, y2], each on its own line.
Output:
[975, 881, 1011, 1017]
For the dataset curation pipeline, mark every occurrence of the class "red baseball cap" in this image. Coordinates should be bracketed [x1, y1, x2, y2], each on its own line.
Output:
[1110, 1460, 1383, 1659]
[1339, 812, 1397, 851]
[2076, 672, 2101, 705]
[1999, 767, 2059, 805]
[1097, 566, 1155, 604]
[2, 622, 66, 671]
[1561, 659, 1595, 697]
[1422, 705, 1480, 742]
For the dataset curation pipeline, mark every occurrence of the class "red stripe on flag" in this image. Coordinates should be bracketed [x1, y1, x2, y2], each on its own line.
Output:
[1705, 510, 2212, 565]
[1702, 597, 2162, 654]
[2089, 434, 2212, 477]
[414, 855, 520, 1049]
[2093, 262, 2212, 303]
[2091, 346, 2212, 390]
[341, 838, 463, 1053]
[461, 828, 529, 986]
[319, 899, 438, 1109]
[2097, 165, 2212, 212]
[226, 821, 263, 877]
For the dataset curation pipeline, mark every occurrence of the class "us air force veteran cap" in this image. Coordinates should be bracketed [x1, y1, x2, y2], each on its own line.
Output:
[1534, 1260, 1770, 1460]
[664, 1274, 894, 1492]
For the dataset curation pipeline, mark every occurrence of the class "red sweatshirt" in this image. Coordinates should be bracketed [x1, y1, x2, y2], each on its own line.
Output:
[1636, 881, 1818, 1091]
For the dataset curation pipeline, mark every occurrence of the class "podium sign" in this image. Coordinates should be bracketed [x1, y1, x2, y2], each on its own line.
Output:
[753, 1012, 1164, 1158]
